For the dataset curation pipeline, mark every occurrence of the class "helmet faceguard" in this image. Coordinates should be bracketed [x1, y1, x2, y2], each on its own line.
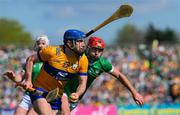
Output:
[87, 37, 105, 61]
[63, 29, 86, 54]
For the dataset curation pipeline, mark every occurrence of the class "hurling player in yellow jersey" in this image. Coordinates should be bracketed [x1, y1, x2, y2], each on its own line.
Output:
[22, 29, 88, 114]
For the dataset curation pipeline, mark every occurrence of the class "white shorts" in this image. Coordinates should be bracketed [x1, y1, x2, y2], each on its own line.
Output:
[18, 94, 32, 110]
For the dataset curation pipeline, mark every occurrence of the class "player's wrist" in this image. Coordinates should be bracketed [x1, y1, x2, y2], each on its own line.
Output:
[69, 92, 79, 102]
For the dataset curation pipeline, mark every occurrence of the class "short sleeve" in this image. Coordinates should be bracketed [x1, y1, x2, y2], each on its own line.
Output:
[100, 57, 113, 73]
[37, 46, 54, 62]
[78, 54, 88, 76]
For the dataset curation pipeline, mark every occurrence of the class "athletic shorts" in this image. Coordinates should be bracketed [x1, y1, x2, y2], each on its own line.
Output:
[30, 87, 61, 110]
[18, 93, 32, 110]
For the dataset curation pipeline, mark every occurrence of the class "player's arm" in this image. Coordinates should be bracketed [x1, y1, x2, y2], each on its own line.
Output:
[77, 75, 87, 96]
[110, 67, 144, 106]
[75, 55, 88, 97]
[3, 70, 24, 83]
[70, 75, 87, 102]
[23, 46, 52, 89]
[23, 54, 39, 89]
[70, 55, 88, 102]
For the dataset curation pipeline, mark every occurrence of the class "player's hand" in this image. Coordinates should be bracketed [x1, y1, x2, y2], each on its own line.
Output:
[132, 92, 144, 106]
[3, 71, 16, 82]
[21, 80, 33, 90]
[69, 93, 79, 102]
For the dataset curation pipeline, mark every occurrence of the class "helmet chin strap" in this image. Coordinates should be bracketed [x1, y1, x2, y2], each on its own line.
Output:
[65, 40, 83, 55]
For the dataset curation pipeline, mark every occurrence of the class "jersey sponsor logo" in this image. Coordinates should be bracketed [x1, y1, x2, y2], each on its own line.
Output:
[88, 67, 101, 78]
[53, 71, 69, 80]
[44, 63, 71, 81]
[95, 70, 100, 74]
[57, 71, 68, 77]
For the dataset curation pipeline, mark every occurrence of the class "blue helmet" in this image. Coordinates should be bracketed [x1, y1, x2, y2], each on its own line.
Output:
[63, 29, 86, 43]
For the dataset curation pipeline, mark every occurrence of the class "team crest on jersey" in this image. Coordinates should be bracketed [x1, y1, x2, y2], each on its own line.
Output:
[72, 64, 78, 70]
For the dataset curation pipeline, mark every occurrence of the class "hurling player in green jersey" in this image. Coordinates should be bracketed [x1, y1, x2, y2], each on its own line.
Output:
[61, 37, 144, 114]
[3, 35, 49, 115]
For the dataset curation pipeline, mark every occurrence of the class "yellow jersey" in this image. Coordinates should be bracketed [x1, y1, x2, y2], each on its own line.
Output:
[34, 45, 88, 96]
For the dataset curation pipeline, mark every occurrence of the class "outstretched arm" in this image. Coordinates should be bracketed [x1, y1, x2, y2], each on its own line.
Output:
[3, 70, 24, 83]
[110, 67, 144, 106]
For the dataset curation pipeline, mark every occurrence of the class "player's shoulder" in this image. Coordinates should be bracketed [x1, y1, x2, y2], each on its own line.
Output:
[98, 56, 111, 65]
[99, 56, 108, 62]
[79, 53, 88, 61]
[41, 45, 62, 53]
[44, 45, 60, 50]
[81, 53, 87, 57]
[40, 46, 54, 52]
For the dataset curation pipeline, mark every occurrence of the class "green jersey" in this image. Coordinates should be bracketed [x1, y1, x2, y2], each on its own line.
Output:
[31, 62, 43, 82]
[25, 62, 43, 94]
[64, 56, 113, 100]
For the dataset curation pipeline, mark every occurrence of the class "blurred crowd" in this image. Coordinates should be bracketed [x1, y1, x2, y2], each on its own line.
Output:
[0, 46, 33, 109]
[0, 44, 179, 109]
[81, 44, 180, 106]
